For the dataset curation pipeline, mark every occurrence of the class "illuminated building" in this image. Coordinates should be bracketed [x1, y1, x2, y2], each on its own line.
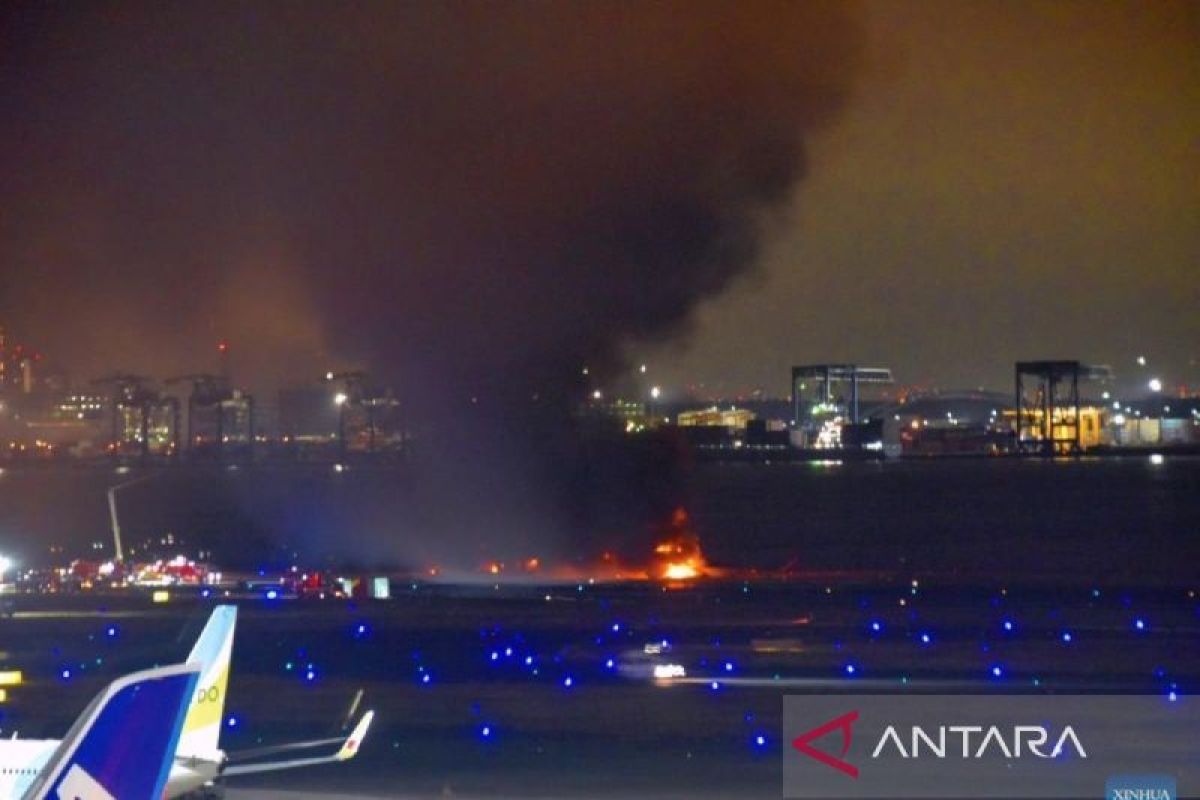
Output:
[54, 394, 106, 421]
[676, 406, 755, 429]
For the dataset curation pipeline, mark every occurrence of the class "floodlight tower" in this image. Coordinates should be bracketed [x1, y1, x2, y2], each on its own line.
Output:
[325, 370, 366, 462]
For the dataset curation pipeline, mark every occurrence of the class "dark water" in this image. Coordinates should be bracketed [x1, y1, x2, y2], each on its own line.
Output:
[0, 456, 1197, 584]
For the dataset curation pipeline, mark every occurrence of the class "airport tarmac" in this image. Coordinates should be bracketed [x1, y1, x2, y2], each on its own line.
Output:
[0, 581, 1195, 798]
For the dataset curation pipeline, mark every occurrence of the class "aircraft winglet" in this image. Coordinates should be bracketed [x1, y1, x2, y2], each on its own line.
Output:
[335, 710, 374, 761]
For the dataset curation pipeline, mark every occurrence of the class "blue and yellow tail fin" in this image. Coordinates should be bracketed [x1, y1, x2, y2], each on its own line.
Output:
[178, 604, 237, 759]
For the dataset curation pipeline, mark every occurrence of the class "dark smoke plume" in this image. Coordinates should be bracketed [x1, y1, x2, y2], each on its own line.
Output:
[0, 1, 863, 567]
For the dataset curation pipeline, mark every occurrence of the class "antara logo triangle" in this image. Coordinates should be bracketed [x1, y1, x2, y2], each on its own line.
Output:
[791, 710, 860, 778]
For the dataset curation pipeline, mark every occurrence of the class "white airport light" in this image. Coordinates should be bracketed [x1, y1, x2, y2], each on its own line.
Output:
[1137, 355, 1147, 366]
[0, 554, 10, 578]
[1148, 378, 1162, 393]
[652, 663, 686, 680]
[334, 392, 349, 406]
[650, 386, 661, 400]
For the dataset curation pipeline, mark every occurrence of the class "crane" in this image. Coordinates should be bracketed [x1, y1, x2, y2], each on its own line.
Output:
[91, 374, 178, 460]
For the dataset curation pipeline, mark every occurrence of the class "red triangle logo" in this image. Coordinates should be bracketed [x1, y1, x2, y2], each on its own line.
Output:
[791, 710, 860, 778]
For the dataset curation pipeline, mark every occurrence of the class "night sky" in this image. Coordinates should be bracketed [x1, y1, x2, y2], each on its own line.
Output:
[1, 0, 1196, 405]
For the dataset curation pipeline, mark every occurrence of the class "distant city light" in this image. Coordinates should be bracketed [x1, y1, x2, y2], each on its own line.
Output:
[650, 385, 661, 400]
[1147, 378, 1162, 392]
[1137, 356, 1147, 366]
[333, 392, 349, 406]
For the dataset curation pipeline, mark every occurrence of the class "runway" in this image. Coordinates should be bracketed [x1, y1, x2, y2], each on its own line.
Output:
[0, 578, 1194, 798]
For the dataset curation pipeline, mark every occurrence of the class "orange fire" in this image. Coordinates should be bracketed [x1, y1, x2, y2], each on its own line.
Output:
[651, 508, 712, 582]
[438, 508, 722, 584]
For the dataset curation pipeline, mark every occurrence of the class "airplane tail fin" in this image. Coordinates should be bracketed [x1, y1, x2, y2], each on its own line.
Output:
[22, 662, 200, 800]
[178, 604, 237, 758]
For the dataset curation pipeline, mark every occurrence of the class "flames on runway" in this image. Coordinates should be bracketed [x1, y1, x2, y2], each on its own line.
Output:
[463, 507, 721, 584]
